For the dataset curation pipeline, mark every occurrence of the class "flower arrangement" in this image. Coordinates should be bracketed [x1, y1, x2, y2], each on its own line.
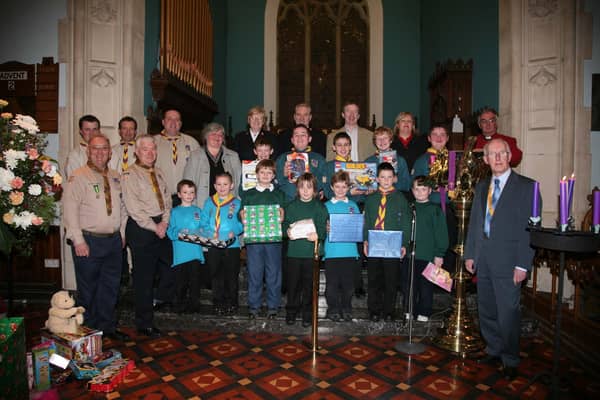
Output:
[0, 99, 62, 256]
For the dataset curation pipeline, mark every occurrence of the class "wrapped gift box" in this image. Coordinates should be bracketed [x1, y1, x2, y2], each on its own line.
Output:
[0, 317, 28, 399]
[367, 230, 403, 258]
[243, 205, 282, 243]
[328, 213, 364, 242]
[40, 326, 102, 362]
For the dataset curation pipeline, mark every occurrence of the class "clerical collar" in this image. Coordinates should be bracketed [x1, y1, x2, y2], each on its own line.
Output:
[330, 197, 348, 204]
[87, 161, 107, 174]
[255, 184, 274, 192]
[484, 133, 497, 140]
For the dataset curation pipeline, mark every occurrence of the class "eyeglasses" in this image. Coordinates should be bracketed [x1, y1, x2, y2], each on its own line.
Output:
[486, 150, 509, 158]
[480, 118, 497, 124]
[398, 119, 413, 124]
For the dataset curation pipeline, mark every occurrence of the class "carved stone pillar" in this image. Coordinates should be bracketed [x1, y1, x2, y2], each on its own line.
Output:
[58, 0, 145, 289]
[500, 0, 592, 298]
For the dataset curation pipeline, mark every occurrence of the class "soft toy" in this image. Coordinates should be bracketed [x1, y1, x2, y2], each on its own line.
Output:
[45, 290, 85, 335]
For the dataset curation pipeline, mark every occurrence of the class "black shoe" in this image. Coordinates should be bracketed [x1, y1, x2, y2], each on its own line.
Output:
[327, 313, 341, 322]
[477, 353, 502, 366]
[267, 310, 277, 320]
[354, 288, 366, 298]
[137, 327, 161, 338]
[302, 319, 311, 328]
[384, 314, 393, 322]
[343, 312, 353, 322]
[104, 329, 130, 342]
[502, 365, 518, 380]
[249, 311, 258, 320]
[369, 312, 380, 322]
[226, 306, 238, 315]
[285, 314, 296, 325]
[154, 302, 172, 312]
[214, 306, 225, 316]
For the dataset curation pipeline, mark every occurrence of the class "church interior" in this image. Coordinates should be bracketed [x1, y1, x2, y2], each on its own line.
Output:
[1, 0, 600, 398]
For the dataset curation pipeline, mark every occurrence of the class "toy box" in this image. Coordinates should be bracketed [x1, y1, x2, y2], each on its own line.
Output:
[40, 326, 102, 362]
[31, 341, 56, 390]
[87, 358, 135, 392]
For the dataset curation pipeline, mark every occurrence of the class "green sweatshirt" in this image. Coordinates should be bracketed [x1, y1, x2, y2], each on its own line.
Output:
[363, 190, 411, 248]
[283, 197, 328, 258]
[414, 201, 449, 261]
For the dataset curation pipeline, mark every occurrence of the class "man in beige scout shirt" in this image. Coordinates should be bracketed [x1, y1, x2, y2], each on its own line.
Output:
[155, 108, 200, 205]
[64, 115, 101, 178]
[63, 134, 129, 342]
[122, 134, 173, 338]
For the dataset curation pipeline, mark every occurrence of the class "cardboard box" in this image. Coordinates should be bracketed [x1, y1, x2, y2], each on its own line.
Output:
[31, 341, 56, 390]
[88, 359, 135, 392]
[40, 326, 102, 362]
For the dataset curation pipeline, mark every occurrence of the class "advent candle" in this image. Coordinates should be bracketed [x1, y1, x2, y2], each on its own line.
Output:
[567, 173, 575, 217]
[448, 151, 456, 190]
[559, 177, 568, 226]
[593, 190, 600, 227]
[532, 181, 540, 218]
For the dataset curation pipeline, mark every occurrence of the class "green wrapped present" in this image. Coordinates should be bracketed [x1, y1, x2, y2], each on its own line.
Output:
[243, 205, 282, 243]
[0, 317, 28, 399]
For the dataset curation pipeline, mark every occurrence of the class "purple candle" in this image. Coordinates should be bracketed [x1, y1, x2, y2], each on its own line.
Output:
[448, 151, 456, 190]
[593, 190, 600, 226]
[532, 181, 540, 218]
[559, 178, 568, 226]
[567, 174, 575, 217]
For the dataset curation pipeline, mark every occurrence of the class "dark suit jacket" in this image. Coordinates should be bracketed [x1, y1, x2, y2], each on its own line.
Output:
[464, 171, 537, 277]
[233, 129, 277, 161]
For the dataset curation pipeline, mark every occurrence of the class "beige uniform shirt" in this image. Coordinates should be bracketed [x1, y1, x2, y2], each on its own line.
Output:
[109, 142, 137, 174]
[62, 165, 127, 245]
[64, 144, 88, 178]
[155, 132, 200, 195]
[121, 163, 172, 232]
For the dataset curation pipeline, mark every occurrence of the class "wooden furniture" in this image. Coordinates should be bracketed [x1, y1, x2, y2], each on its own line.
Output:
[428, 59, 473, 150]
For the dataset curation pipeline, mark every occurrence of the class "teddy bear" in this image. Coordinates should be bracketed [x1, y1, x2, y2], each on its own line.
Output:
[45, 290, 85, 335]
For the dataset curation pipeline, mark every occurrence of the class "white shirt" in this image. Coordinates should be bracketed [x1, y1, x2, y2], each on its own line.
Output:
[344, 125, 359, 161]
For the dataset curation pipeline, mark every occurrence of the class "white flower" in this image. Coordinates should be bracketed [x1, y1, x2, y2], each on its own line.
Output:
[12, 114, 39, 134]
[3, 149, 27, 169]
[0, 167, 15, 191]
[28, 184, 42, 196]
[13, 211, 35, 229]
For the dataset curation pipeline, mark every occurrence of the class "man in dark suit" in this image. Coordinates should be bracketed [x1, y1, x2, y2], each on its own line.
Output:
[276, 103, 327, 159]
[464, 138, 539, 381]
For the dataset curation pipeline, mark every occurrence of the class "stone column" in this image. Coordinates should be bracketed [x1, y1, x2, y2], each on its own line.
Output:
[499, 0, 592, 299]
[58, 0, 145, 289]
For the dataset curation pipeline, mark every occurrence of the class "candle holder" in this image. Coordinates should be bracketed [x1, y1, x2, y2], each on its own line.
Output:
[528, 216, 541, 227]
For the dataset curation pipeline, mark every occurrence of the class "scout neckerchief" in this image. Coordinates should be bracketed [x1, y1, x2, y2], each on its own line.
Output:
[334, 154, 351, 162]
[160, 131, 180, 165]
[87, 161, 112, 216]
[374, 187, 395, 230]
[120, 141, 135, 171]
[291, 146, 311, 153]
[211, 193, 235, 235]
[136, 160, 165, 212]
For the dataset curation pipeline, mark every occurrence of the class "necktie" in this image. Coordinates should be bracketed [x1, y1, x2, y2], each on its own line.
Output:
[374, 189, 394, 230]
[120, 141, 134, 171]
[161, 132, 180, 164]
[87, 162, 112, 216]
[484, 178, 501, 237]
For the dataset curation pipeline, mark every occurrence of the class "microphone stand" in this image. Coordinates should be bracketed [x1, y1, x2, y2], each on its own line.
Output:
[395, 202, 425, 355]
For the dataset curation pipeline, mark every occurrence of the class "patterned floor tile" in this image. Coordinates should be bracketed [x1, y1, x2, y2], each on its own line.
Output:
[254, 370, 313, 398]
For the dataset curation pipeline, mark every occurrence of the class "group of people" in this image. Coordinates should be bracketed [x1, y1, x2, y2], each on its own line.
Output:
[62, 102, 536, 380]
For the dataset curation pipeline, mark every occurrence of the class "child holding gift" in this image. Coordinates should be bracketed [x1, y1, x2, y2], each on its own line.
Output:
[240, 159, 286, 319]
[201, 172, 243, 315]
[167, 179, 205, 313]
[405, 175, 449, 322]
[283, 173, 327, 327]
[323, 170, 361, 322]
[365, 126, 411, 192]
[363, 162, 411, 322]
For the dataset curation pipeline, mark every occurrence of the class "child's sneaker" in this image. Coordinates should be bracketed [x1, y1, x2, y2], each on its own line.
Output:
[416, 315, 429, 322]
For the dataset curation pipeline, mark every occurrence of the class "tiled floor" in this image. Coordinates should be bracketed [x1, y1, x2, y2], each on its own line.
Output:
[38, 326, 600, 399]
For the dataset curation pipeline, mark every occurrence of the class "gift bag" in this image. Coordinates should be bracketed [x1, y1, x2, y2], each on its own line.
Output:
[0, 317, 28, 399]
